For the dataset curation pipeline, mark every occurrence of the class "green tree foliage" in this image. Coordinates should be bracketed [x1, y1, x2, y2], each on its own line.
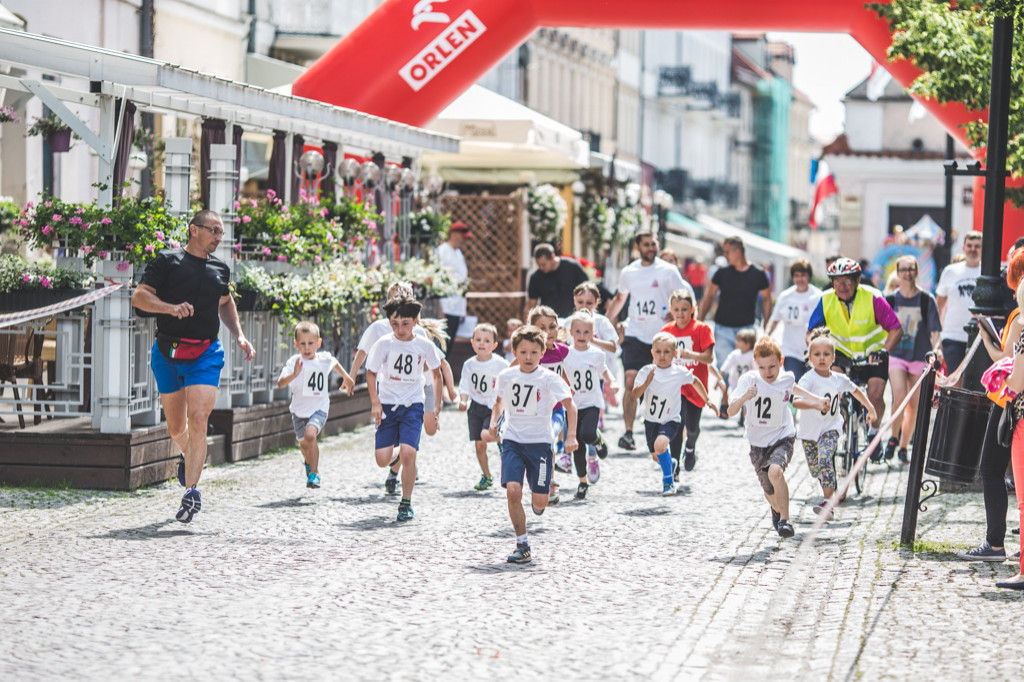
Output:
[870, 0, 1024, 205]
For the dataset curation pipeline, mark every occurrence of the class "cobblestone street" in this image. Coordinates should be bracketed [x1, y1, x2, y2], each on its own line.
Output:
[1, 405, 1020, 681]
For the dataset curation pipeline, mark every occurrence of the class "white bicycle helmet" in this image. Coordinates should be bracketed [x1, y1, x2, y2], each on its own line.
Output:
[827, 257, 861, 279]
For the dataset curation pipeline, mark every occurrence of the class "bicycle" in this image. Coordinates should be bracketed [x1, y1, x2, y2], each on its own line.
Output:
[832, 355, 878, 496]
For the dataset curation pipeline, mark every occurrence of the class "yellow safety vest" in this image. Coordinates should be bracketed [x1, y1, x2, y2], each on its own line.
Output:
[822, 286, 889, 358]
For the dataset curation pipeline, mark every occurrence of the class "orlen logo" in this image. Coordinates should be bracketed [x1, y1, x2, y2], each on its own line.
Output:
[399, 9, 487, 92]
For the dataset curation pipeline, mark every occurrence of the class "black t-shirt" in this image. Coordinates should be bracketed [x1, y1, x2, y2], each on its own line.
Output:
[527, 258, 589, 317]
[138, 248, 230, 339]
[711, 264, 770, 327]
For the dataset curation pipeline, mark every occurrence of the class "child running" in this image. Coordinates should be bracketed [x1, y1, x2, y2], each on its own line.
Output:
[526, 305, 571, 504]
[727, 337, 829, 538]
[660, 288, 715, 476]
[277, 321, 353, 489]
[794, 328, 877, 514]
[719, 329, 756, 421]
[489, 325, 578, 564]
[458, 322, 509, 491]
[632, 332, 718, 496]
[503, 318, 523, 363]
[365, 295, 443, 521]
[563, 282, 620, 407]
[564, 310, 617, 499]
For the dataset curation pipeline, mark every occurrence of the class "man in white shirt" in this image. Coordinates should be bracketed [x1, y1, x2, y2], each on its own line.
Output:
[606, 230, 695, 450]
[936, 232, 982, 385]
[435, 221, 471, 355]
[766, 259, 822, 382]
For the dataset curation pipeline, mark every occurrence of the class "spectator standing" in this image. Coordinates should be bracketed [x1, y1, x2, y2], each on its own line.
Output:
[526, 243, 589, 318]
[698, 236, 773, 367]
[766, 259, 822, 382]
[936, 231, 982, 384]
[685, 258, 708, 303]
[435, 221, 472, 352]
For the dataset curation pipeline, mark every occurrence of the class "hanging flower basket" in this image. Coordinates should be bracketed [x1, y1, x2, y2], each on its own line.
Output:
[0, 288, 88, 312]
[48, 130, 72, 153]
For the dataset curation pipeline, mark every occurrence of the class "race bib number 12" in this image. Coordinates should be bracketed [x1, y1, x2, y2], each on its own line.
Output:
[752, 394, 784, 428]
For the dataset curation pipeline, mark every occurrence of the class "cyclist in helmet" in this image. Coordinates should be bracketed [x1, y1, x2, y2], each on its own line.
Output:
[808, 257, 903, 458]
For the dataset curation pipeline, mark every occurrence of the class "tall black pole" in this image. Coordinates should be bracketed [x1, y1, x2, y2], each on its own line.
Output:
[139, 0, 155, 198]
[938, 134, 955, 271]
[963, 12, 1015, 390]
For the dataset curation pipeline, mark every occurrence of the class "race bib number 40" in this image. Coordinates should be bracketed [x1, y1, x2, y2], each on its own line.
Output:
[751, 394, 785, 428]
[386, 351, 419, 383]
[508, 382, 538, 416]
[302, 366, 327, 397]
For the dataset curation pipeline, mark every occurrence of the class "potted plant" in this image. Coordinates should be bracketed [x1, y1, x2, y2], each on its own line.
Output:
[526, 183, 568, 244]
[0, 254, 94, 311]
[233, 264, 277, 311]
[26, 114, 73, 153]
[0, 106, 20, 124]
[405, 207, 452, 245]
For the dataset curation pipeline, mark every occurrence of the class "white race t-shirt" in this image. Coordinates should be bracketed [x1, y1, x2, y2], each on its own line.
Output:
[617, 258, 694, 344]
[279, 352, 340, 418]
[496, 366, 572, 444]
[721, 348, 755, 388]
[935, 261, 981, 343]
[458, 355, 509, 408]
[769, 285, 822, 359]
[564, 345, 609, 410]
[796, 370, 859, 441]
[366, 334, 442, 406]
[358, 319, 439, 385]
[635, 363, 696, 424]
[561, 312, 619, 367]
[434, 242, 468, 317]
[734, 370, 796, 447]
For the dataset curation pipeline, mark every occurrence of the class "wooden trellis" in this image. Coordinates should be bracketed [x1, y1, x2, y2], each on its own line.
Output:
[440, 195, 524, 333]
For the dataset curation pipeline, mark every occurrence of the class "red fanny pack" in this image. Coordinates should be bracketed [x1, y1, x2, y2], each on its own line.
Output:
[157, 333, 213, 361]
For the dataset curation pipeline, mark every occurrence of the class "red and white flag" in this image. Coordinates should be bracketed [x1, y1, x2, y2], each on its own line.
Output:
[809, 162, 838, 230]
[866, 60, 892, 102]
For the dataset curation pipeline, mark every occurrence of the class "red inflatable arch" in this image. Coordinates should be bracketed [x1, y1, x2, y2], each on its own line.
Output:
[292, 0, 1021, 242]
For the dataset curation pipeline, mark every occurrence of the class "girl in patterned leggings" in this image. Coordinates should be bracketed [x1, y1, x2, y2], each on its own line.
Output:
[794, 329, 876, 515]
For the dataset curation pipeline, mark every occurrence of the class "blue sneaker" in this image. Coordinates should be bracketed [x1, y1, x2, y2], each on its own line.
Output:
[661, 481, 676, 497]
[304, 462, 311, 478]
[507, 542, 532, 564]
[175, 488, 202, 523]
[176, 454, 186, 487]
[397, 504, 414, 522]
[957, 542, 1007, 562]
[306, 472, 321, 489]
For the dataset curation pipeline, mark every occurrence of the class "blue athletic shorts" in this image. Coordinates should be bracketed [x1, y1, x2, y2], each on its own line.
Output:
[150, 339, 225, 394]
[500, 440, 553, 494]
[292, 409, 328, 440]
[644, 419, 681, 453]
[374, 403, 425, 451]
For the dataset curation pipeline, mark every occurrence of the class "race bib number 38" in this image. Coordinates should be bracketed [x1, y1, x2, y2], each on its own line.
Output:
[386, 351, 418, 383]
[508, 382, 538, 416]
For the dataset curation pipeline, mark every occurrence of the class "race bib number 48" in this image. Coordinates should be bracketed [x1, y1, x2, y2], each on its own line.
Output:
[508, 382, 538, 416]
[386, 351, 418, 383]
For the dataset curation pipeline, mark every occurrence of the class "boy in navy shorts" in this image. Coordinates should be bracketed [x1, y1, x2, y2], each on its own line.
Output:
[458, 322, 509, 490]
[366, 295, 442, 521]
[489, 325, 577, 564]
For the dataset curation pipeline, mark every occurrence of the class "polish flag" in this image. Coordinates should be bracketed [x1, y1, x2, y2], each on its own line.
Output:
[866, 61, 893, 102]
[809, 162, 838, 230]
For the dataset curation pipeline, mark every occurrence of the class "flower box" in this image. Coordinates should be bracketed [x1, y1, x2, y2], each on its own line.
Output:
[235, 288, 272, 311]
[48, 130, 72, 153]
[0, 288, 88, 312]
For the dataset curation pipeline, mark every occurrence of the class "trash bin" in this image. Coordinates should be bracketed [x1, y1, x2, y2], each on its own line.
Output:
[924, 387, 992, 483]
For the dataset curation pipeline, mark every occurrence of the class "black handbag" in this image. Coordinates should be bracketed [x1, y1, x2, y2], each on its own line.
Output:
[997, 404, 1017, 448]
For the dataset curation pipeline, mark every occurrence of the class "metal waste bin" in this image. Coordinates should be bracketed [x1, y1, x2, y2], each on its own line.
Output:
[924, 387, 992, 483]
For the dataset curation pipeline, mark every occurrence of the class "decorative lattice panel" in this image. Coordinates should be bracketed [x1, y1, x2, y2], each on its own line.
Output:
[440, 195, 524, 333]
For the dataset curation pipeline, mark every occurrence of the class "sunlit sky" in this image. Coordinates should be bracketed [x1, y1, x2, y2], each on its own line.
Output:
[767, 32, 875, 144]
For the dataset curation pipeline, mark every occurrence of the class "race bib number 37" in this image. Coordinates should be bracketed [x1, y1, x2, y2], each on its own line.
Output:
[508, 382, 538, 416]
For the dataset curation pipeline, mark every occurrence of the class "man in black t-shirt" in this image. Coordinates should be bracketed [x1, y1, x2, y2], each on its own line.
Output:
[697, 236, 773, 367]
[526, 243, 589, 318]
[132, 209, 255, 524]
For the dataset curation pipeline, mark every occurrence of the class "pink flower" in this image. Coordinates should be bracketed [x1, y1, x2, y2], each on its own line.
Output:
[233, 200, 240, 210]
[76, 206, 85, 214]
[144, 244, 155, 253]
[232, 242, 242, 252]
[81, 245, 93, 255]
[241, 215, 251, 223]
[70, 216, 82, 225]
[314, 255, 322, 264]
[170, 240, 180, 248]
[25, 201, 33, 209]
[98, 250, 108, 259]
[41, 225, 52, 235]
[155, 231, 164, 240]
[39, 276, 52, 289]
[43, 201, 52, 208]
[52, 214, 62, 222]
[261, 246, 272, 256]
[320, 207, 329, 218]
[21, 274, 31, 283]
[266, 189, 277, 201]
[81, 222, 90, 230]
[100, 217, 112, 225]
[277, 255, 287, 262]
[116, 261, 131, 271]
[281, 233, 292, 242]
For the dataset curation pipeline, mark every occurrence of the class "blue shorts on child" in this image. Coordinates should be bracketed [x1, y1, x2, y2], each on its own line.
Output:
[375, 403, 425, 450]
[644, 419, 681, 453]
[500, 440, 553, 494]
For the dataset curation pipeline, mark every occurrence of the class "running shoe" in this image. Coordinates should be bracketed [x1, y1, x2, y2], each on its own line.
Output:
[385, 473, 398, 496]
[507, 542, 532, 564]
[618, 432, 636, 451]
[176, 454, 185, 487]
[555, 451, 573, 474]
[812, 499, 829, 515]
[595, 434, 609, 459]
[770, 505, 780, 531]
[777, 520, 795, 538]
[883, 437, 898, 461]
[175, 488, 202, 523]
[531, 502, 545, 516]
[683, 447, 697, 472]
[575, 482, 589, 500]
[662, 482, 676, 497]
[587, 453, 600, 484]
[957, 542, 1007, 562]
[304, 461, 311, 478]
[397, 504, 414, 522]
[474, 475, 493, 491]
[898, 447, 910, 464]
[548, 483, 561, 506]
[306, 472, 321, 489]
